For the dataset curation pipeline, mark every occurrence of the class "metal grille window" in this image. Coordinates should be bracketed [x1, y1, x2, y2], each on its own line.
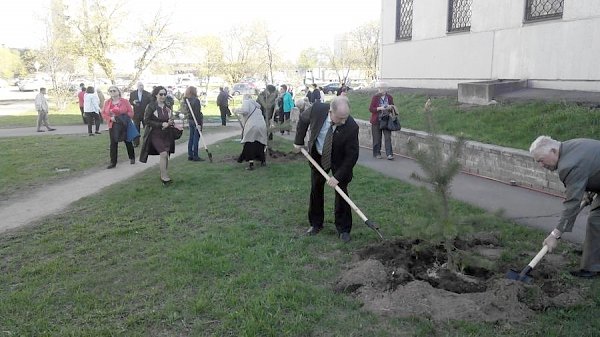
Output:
[525, 0, 564, 22]
[395, 0, 413, 41]
[447, 0, 472, 32]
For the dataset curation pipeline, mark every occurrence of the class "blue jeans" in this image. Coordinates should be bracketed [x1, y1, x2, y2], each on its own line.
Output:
[188, 121, 201, 159]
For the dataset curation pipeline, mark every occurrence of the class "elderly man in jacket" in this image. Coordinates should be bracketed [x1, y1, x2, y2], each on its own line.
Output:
[293, 96, 359, 243]
[530, 135, 600, 278]
[35, 87, 56, 132]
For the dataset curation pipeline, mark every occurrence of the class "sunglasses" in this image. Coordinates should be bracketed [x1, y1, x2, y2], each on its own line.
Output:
[158, 93, 167, 96]
[108, 89, 117, 92]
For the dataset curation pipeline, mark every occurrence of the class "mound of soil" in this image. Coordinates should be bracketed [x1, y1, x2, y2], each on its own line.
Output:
[334, 235, 586, 323]
[215, 149, 304, 165]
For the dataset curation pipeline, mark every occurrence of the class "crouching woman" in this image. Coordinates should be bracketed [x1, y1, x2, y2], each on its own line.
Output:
[235, 94, 268, 170]
[140, 86, 177, 185]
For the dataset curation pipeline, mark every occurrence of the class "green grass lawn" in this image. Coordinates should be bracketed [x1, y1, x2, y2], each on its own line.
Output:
[1, 138, 599, 336]
[347, 90, 600, 150]
[0, 127, 214, 199]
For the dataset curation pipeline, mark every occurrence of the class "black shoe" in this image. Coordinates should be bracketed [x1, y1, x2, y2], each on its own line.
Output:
[161, 179, 173, 186]
[188, 157, 193, 161]
[89, 133, 95, 136]
[192, 157, 205, 162]
[130, 158, 135, 164]
[48, 128, 56, 131]
[570, 269, 599, 278]
[339, 232, 351, 243]
[306, 226, 323, 236]
[37, 130, 45, 132]
[95, 131, 101, 134]
[106, 163, 116, 169]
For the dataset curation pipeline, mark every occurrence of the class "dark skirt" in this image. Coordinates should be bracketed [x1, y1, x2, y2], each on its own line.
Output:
[150, 128, 171, 153]
[237, 141, 265, 163]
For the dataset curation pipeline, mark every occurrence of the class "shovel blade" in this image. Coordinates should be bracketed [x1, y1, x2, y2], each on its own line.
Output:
[506, 268, 533, 284]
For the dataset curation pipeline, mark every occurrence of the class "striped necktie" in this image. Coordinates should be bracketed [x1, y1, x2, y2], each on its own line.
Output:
[321, 125, 334, 171]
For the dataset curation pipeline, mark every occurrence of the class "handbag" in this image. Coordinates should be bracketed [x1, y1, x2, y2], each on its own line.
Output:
[378, 105, 401, 131]
[386, 114, 401, 131]
[126, 118, 140, 142]
[170, 126, 183, 140]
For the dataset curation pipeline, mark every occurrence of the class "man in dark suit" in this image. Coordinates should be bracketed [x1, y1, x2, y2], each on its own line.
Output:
[129, 82, 151, 146]
[294, 96, 359, 242]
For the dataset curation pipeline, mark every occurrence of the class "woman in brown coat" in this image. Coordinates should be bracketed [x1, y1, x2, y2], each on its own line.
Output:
[139, 86, 177, 185]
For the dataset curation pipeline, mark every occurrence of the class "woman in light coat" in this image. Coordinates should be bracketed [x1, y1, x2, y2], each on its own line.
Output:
[235, 94, 268, 170]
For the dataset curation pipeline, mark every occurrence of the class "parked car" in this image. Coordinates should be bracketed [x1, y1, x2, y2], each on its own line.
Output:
[231, 82, 257, 96]
[322, 83, 340, 94]
[18, 77, 47, 91]
[322, 82, 353, 94]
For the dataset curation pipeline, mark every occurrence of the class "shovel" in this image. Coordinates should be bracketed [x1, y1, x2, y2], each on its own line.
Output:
[185, 98, 213, 163]
[299, 148, 384, 240]
[506, 193, 596, 283]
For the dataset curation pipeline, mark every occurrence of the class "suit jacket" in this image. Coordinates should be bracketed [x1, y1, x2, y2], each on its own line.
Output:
[556, 138, 600, 233]
[294, 102, 359, 183]
[129, 89, 151, 116]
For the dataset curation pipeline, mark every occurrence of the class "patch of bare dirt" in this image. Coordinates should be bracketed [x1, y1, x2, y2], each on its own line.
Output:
[334, 235, 586, 323]
[215, 149, 304, 164]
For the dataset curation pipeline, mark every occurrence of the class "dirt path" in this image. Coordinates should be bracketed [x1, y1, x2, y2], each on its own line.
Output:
[0, 128, 241, 233]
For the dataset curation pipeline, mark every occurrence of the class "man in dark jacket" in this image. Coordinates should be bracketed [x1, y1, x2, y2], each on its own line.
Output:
[530, 136, 600, 278]
[293, 96, 359, 243]
[129, 82, 151, 146]
[216, 87, 232, 126]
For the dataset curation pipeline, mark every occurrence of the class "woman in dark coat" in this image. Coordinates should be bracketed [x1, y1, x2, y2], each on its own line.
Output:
[139, 86, 177, 185]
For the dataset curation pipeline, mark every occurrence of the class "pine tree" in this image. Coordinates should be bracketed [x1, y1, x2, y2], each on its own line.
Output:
[408, 98, 465, 270]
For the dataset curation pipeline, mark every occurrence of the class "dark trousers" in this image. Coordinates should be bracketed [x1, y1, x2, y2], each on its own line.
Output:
[132, 112, 143, 146]
[80, 106, 86, 124]
[371, 123, 392, 157]
[86, 112, 101, 134]
[109, 128, 135, 165]
[219, 106, 230, 126]
[582, 198, 600, 271]
[308, 152, 352, 234]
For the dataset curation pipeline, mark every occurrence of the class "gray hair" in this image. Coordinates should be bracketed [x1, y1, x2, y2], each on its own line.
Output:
[295, 98, 309, 111]
[330, 95, 350, 114]
[529, 135, 561, 157]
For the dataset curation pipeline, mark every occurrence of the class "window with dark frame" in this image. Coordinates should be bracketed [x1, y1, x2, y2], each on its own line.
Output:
[395, 0, 413, 41]
[447, 0, 473, 32]
[525, 0, 564, 22]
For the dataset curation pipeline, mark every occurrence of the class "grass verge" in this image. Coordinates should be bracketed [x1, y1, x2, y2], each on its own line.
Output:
[348, 90, 600, 150]
[0, 127, 211, 199]
[0, 138, 598, 336]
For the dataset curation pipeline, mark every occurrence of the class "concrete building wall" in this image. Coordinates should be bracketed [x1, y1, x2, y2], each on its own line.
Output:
[381, 0, 600, 91]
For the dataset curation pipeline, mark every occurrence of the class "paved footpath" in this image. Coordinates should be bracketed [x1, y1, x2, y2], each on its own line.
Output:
[0, 124, 241, 233]
[1, 126, 587, 246]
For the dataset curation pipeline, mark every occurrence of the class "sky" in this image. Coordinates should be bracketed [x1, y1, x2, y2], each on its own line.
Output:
[2, 0, 381, 61]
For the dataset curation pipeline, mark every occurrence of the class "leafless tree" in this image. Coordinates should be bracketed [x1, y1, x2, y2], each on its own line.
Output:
[126, 11, 180, 91]
[351, 21, 380, 80]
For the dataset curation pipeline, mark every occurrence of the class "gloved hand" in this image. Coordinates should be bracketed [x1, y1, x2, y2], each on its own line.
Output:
[543, 229, 561, 252]
[292, 144, 303, 153]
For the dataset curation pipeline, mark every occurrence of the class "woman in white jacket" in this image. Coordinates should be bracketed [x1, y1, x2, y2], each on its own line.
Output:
[83, 86, 101, 136]
[235, 94, 268, 170]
